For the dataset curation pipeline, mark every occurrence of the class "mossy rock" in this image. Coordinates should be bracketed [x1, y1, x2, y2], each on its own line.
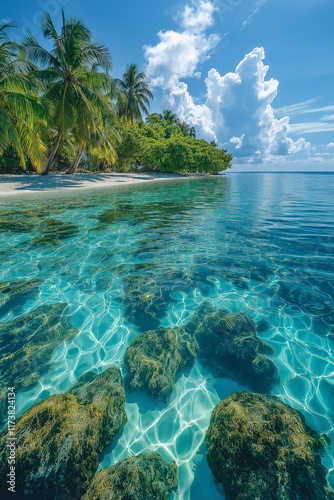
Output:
[124, 326, 198, 402]
[185, 301, 278, 391]
[205, 391, 334, 500]
[31, 218, 79, 245]
[0, 278, 42, 317]
[277, 282, 332, 317]
[27, 218, 79, 245]
[0, 303, 78, 420]
[122, 270, 208, 332]
[123, 275, 168, 331]
[82, 453, 178, 500]
[0, 367, 127, 500]
[0, 208, 50, 233]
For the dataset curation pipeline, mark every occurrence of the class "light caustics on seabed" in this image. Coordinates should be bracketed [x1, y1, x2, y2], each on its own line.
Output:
[0, 174, 333, 499]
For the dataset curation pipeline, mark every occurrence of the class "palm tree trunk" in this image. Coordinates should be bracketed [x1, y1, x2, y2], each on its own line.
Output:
[41, 130, 62, 176]
[102, 158, 107, 172]
[68, 148, 85, 174]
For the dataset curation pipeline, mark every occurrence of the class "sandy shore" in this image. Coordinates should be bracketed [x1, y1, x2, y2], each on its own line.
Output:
[0, 172, 191, 197]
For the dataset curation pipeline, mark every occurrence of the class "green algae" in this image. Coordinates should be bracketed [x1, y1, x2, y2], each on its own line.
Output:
[205, 391, 334, 500]
[125, 326, 198, 402]
[0, 278, 42, 317]
[0, 367, 127, 500]
[0, 303, 78, 420]
[82, 453, 178, 500]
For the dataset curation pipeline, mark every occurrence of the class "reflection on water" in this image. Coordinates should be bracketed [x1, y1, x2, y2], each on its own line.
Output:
[0, 173, 333, 499]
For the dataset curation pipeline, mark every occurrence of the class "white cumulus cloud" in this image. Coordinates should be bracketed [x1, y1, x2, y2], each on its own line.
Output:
[144, 1, 219, 88]
[144, 2, 309, 161]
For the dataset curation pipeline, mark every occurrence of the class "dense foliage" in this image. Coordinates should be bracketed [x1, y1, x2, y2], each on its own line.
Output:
[0, 14, 232, 175]
[115, 120, 232, 174]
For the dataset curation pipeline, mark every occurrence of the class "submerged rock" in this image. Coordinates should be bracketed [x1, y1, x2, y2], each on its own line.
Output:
[125, 326, 197, 401]
[0, 278, 42, 317]
[123, 275, 168, 331]
[0, 208, 50, 233]
[186, 301, 278, 390]
[0, 367, 127, 500]
[277, 282, 333, 317]
[205, 391, 334, 500]
[122, 270, 207, 332]
[31, 218, 79, 245]
[0, 303, 78, 420]
[83, 453, 178, 500]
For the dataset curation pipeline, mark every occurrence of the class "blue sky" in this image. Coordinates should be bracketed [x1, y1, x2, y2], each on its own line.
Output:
[2, 0, 334, 170]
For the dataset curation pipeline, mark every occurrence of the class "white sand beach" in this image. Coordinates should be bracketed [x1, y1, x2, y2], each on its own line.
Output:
[0, 172, 192, 197]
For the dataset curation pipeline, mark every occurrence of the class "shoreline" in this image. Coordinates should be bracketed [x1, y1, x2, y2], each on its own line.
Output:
[0, 172, 199, 197]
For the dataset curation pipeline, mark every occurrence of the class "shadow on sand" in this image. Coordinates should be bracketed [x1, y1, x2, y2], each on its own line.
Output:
[0, 173, 182, 192]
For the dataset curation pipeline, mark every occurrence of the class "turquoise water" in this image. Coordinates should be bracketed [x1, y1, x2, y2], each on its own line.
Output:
[1, 173, 334, 499]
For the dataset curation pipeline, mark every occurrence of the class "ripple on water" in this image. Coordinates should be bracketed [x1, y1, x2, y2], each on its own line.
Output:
[0, 174, 334, 497]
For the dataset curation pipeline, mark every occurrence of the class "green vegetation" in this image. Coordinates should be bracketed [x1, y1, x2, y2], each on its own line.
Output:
[0, 15, 232, 175]
[114, 119, 232, 174]
[82, 453, 178, 500]
[0, 367, 127, 500]
[205, 391, 334, 500]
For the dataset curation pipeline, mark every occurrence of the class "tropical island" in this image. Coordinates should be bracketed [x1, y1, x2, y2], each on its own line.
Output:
[1, 4, 334, 500]
[0, 13, 232, 180]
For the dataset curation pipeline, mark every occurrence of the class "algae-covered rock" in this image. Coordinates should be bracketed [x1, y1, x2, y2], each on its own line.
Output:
[123, 275, 168, 331]
[0, 367, 127, 500]
[122, 269, 209, 332]
[0, 278, 42, 317]
[82, 453, 178, 500]
[31, 218, 79, 245]
[205, 391, 334, 500]
[125, 326, 198, 401]
[186, 301, 278, 390]
[0, 303, 78, 419]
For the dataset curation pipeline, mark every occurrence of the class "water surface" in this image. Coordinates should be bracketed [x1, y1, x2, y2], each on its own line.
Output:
[1, 173, 333, 498]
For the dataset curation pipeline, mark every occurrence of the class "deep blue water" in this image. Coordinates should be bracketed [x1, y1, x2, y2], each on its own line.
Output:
[0, 173, 333, 499]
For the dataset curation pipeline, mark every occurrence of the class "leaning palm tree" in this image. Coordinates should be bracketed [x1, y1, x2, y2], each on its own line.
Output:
[23, 11, 113, 175]
[0, 22, 47, 171]
[68, 110, 120, 174]
[115, 63, 153, 124]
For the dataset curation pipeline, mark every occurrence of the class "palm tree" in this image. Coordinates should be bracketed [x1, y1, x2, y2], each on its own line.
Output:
[0, 22, 47, 171]
[178, 121, 190, 136]
[23, 11, 113, 175]
[189, 126, 196, 138]
[115, 63, 153, 124]
[162, 109, 178, 127]
[68, 111, 120, 173]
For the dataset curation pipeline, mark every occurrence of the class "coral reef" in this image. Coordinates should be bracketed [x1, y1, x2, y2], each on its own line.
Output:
[125, 326, 197, 401]
[83, 453, 178, 500]
[0, 367, 127, 500]
[205, 391, 334, 500]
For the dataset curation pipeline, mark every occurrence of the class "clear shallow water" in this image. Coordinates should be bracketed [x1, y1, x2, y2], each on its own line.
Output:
[1, 173, 334, 499]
